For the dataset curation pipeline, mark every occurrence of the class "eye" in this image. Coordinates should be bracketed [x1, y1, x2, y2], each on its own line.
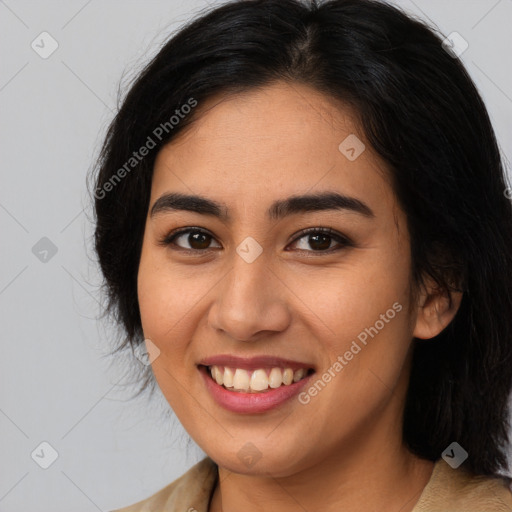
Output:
[288, 227, 353, 254]
[159, 227, 221, 252]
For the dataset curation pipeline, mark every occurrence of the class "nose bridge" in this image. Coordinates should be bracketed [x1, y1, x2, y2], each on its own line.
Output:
[229, 251, 270, 301]
[208, 250, 290, 340]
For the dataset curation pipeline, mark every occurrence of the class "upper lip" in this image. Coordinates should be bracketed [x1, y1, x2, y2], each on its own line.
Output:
[198, 354, 315, 372]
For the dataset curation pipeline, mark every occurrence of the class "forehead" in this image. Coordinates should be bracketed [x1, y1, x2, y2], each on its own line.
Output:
[151, 81, 395, 219]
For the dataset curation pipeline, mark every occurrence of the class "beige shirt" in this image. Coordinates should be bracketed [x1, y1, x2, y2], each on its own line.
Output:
[111, 456, 512, 512]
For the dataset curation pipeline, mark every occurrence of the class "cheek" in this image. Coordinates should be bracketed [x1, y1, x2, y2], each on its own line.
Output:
[284, 258, 410, 352]
[296, 277, 411, 427]
[137, 247, 191, 353]
[320, 265, 413, 400]
[137, 246, 219, 363]
[137, 254, 204, 411]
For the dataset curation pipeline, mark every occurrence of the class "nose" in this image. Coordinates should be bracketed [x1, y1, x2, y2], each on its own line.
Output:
[207, 256, 291, 342]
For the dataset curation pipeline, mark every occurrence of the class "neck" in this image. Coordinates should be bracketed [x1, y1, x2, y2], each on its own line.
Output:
[210, 443, 433, 512]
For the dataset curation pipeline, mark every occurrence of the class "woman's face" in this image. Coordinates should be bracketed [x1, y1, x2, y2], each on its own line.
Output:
[137, 81, 422, 476]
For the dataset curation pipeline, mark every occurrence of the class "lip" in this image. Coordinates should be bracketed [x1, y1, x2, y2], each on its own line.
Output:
[197, 354, 315, 372]
[198, 364, 314, 414]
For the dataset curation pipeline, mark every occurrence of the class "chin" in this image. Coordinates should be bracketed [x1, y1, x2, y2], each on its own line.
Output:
[208, 444, 311, 478]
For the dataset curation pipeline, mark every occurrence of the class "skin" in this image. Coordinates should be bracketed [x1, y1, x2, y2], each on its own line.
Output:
[137, 81, 462, 512]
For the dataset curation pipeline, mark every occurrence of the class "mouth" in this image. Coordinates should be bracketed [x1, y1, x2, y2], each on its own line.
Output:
[198, 361, 316, 413]
[196, 355, 316, 413]
[198, 364, 315, 394]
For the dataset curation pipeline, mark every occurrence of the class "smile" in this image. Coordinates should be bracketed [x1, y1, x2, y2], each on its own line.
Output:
[206, 365, 314, 393]
[198, 362, 315, 413]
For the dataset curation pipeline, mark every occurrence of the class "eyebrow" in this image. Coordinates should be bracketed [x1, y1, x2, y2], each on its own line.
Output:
[150, 191, 375, 221]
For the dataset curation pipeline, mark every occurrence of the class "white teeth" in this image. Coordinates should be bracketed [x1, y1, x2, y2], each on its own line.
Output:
[293, 368, 305, 382]
[208, 365, 310, 392]
[213, 366, 223, 385]
[282, 368, 294, 385]
[233, 368, 250, 391]
[250, 369, 268, 391]
[268, 367, 283, 388]
[223, 367, 234, 388]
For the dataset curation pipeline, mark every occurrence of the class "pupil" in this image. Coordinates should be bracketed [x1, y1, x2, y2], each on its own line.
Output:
[310, 234, 330, 250]
[190, 232, 210, 249]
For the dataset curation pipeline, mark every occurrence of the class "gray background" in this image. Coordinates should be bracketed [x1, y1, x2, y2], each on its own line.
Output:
[1, 1, 511, 511]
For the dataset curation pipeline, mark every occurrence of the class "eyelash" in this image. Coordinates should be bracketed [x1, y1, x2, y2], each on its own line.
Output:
[158, 226, 354, 256]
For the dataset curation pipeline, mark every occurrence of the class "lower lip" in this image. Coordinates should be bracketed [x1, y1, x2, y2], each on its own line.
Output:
[198, 365, 314, 414]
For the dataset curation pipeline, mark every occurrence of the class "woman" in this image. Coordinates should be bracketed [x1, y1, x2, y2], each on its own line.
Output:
[91, 0, 512, 510]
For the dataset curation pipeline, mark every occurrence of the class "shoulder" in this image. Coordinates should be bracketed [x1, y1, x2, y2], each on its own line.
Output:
[413, 459, 512, 511]
[110, 457, 218, 512]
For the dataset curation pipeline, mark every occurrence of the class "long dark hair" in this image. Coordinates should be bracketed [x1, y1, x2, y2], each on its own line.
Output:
[89, 0, 512, 477]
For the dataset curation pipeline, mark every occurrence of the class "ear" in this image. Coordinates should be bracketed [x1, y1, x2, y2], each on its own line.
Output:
[413, 277, 463, 340]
